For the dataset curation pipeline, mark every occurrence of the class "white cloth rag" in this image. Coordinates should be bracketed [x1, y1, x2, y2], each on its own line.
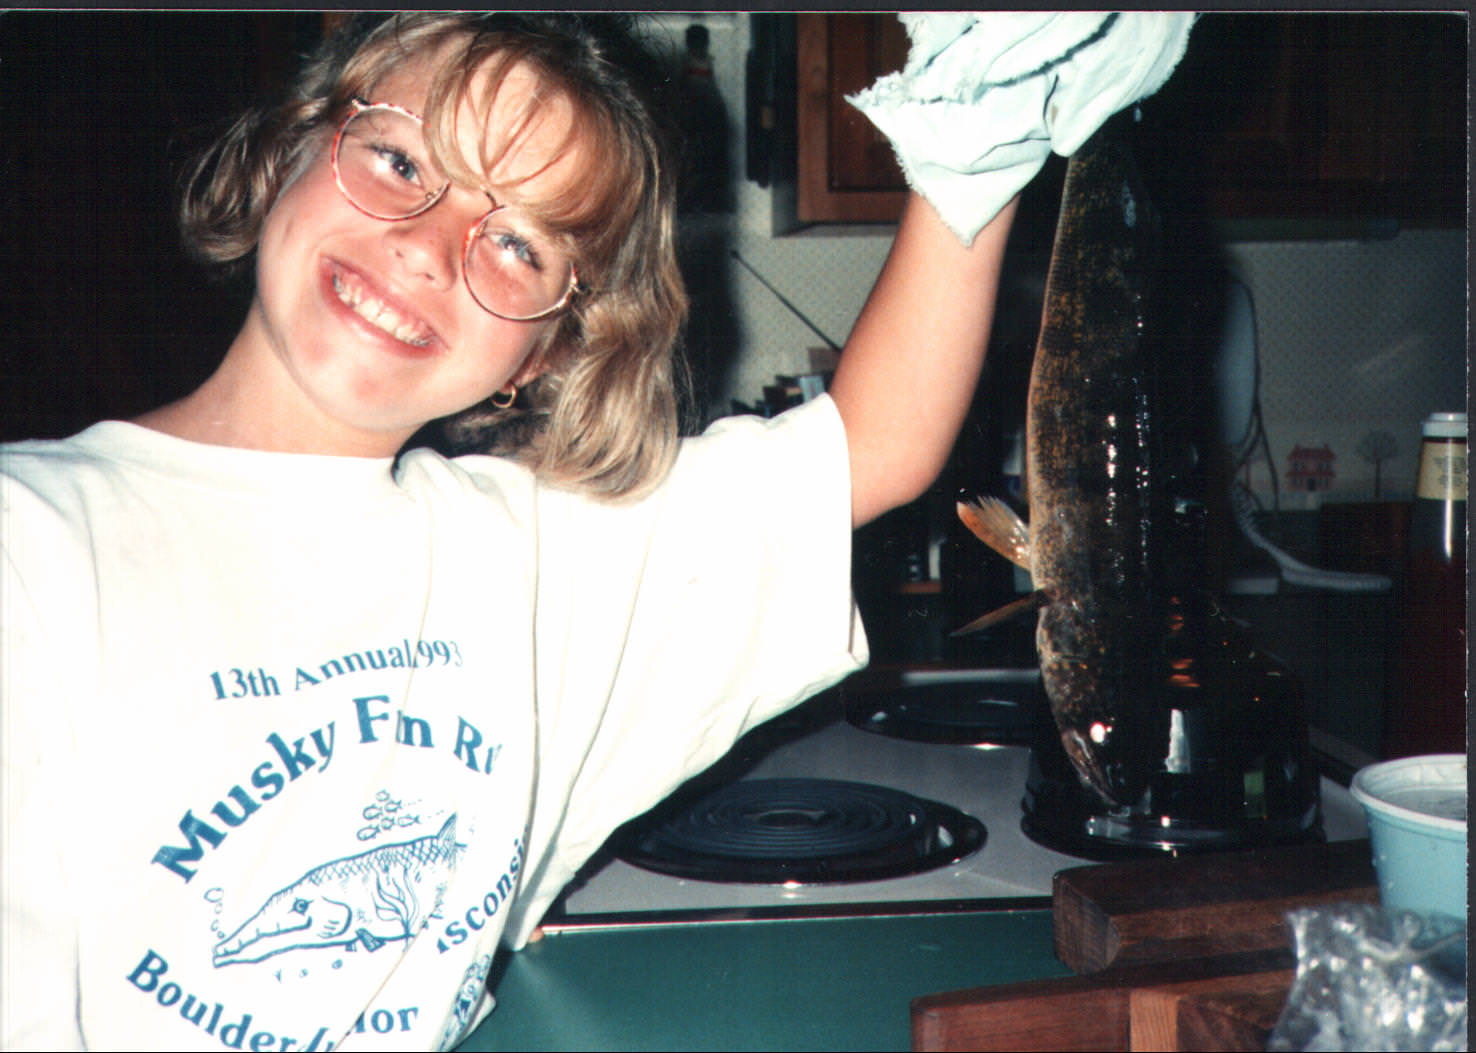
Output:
[848, 12, 1196, 245]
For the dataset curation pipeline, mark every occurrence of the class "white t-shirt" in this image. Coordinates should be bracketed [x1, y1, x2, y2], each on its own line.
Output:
[0, 397, 866, 1051]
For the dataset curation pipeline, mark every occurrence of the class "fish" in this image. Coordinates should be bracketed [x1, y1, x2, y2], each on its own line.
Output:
[213, 814, 462, 967]
[956, 123, 1169, 809]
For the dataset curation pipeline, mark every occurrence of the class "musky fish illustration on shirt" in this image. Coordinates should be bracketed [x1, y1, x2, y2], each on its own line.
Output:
[213, 815, 463, 967]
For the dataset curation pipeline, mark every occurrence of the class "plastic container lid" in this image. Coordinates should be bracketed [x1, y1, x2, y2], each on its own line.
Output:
[1350, 754, 1467, 924]
[1352, 754, 1467, 833]
[1422, 412, 1467, 439]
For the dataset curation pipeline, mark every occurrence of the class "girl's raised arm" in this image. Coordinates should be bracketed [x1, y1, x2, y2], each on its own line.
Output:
[830, 192, 1016, 527]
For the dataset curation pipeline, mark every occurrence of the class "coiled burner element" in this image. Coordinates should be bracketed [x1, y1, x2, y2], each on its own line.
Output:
[846, 680, 1053, 746]
[616, 778, 986, 884]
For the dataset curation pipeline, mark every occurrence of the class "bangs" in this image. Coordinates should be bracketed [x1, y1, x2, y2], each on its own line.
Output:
[417, 41, 647, 286]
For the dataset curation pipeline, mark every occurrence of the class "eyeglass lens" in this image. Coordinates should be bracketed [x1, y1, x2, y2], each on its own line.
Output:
[334, 105, 576, 321]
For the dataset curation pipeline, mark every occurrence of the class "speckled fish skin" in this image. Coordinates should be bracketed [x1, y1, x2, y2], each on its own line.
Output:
[1024, 126, 1168, 809]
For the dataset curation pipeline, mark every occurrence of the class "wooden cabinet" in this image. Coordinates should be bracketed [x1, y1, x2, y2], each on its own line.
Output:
[794, 12, 1465, 228]
[1159, 13, 1464, 226]
[795, 13, 907, 223]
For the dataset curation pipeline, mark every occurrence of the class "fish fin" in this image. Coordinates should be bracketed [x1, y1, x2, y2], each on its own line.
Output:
[436, 814, 458, 852]
[355, 927, 385, 952]
[951, 590, 1048, 636]
[956, 497, 1032, 570]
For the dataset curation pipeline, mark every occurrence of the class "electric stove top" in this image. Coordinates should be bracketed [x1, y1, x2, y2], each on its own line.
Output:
[547, 669, 1368, 925]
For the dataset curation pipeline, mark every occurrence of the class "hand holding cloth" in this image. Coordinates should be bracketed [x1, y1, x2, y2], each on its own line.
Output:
[848, 12, 1196, 245]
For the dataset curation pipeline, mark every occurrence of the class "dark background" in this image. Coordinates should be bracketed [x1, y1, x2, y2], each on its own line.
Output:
[1, 13, 325, 442]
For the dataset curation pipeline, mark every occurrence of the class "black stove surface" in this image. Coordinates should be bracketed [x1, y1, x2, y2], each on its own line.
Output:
[614, 777, 987, 884]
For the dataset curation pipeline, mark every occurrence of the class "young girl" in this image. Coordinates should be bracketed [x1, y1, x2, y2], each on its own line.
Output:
[1, 12, 1185, 1050]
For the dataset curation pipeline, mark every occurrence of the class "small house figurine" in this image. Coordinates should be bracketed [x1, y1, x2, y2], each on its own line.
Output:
[1287, 444, 1336, 493]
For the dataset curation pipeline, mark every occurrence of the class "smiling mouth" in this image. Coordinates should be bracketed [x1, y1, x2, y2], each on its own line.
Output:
[332, 272, 434, 348]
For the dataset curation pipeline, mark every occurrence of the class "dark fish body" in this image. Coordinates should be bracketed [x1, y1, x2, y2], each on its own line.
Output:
[959, 127, 1168, 807]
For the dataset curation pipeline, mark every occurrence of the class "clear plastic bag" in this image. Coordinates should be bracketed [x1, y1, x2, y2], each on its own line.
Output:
[1269, 903, 1467, 1051]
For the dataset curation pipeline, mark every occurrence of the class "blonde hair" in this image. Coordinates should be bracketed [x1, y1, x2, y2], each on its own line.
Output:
[181, 13, 687, 498]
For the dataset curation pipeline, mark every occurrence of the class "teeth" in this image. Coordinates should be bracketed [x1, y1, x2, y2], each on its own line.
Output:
[332, 274, 432, 347]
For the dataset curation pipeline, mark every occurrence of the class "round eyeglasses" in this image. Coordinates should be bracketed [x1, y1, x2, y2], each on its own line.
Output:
[330, 99, 580, 323]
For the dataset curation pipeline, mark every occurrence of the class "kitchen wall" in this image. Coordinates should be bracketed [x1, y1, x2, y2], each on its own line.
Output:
[660, 14, 1466, 509]
[1223, 231, 1466, 505]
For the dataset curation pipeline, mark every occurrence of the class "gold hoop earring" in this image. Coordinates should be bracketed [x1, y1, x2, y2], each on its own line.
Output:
[490, 385, 517, 410]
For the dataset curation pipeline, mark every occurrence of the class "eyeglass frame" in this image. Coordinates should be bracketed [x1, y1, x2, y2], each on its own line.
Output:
[328, 98, 581, 323]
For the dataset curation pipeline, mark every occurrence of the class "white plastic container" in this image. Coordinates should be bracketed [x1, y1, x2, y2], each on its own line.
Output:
[1350, 754, 1467, 926]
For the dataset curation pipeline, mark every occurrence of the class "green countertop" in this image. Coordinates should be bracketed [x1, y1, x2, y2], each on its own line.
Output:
[460, 906, 1068, 1051]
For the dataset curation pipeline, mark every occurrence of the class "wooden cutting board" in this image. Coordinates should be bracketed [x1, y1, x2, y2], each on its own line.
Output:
[1052, 838, 1379, 973]
[912, 839, 1380, 1052]
[912, 948, 1294, 1052]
